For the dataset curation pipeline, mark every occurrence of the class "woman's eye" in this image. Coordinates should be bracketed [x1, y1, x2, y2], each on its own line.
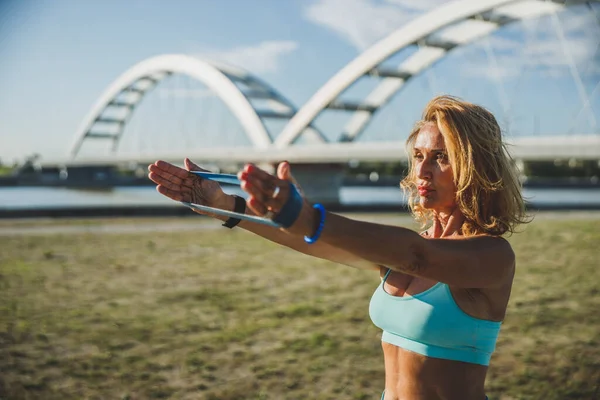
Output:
[413, 154, 423, 160]
[436, 153, 448, 161]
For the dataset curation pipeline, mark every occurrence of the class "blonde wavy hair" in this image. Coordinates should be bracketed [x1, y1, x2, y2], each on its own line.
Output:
[400, 95, 529, 236]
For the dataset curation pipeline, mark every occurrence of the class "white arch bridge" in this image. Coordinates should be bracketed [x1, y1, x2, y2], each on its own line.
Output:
[42, 0, 600, 202]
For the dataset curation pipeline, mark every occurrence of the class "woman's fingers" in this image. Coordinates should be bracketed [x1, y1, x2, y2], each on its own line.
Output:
[148, 160, 200, 206]
[243, 174, 281, 200]
[277, 161, 304, 196]
[156, 185, 190, 202]
[239, 164, 291, 215]
[150, 161, 190, 179]
[239, 164, 277, 184]
[247, 196, 268, 215]
[148, 161, 197, 188]
[148, 167, 186, 189]
[154, 160, 190, 178]
[184, 158, 208, 172]
[149, 172, 192, 193]
[240, 177, 270, 207]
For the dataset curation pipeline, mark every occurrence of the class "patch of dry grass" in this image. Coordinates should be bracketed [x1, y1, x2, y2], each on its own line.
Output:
[0, 213, 599, 399]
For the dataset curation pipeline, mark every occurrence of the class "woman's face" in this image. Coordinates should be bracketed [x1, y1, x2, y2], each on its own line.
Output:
[412, 122, 457, 213]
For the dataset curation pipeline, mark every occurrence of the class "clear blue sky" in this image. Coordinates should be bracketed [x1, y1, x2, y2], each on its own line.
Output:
[0, 0, 598, 164]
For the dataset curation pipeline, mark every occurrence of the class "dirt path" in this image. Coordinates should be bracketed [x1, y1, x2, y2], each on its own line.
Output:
[0, 210, 598, 236]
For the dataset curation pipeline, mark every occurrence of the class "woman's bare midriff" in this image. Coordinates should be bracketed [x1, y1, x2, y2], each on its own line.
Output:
[379, 266, 507, 400]
[382, 342, 488, 400]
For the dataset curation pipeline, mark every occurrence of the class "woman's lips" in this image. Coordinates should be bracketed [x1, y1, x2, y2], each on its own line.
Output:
[418, 186, 434, 196]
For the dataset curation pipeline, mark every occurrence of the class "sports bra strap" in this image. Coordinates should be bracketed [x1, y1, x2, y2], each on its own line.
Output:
[383, 268, 392, 282]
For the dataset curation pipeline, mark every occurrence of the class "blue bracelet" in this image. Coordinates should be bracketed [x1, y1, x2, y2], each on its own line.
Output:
[304, 203, 326, 244]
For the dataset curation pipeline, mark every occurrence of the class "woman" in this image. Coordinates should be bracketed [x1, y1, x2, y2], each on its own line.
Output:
[148, 95, 529, 400]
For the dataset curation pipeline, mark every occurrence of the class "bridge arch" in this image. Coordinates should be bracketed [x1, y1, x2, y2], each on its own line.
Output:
[275, 0, 597, 147]
[70, 54, 324, 158]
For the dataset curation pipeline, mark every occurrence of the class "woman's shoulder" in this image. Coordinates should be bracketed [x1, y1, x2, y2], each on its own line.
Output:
[463, 233, 515, 259]
[473, 233, 514, 249]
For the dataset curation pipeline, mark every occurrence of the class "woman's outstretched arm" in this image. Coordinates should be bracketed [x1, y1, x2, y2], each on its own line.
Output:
[239, 163, 515, 289]
[314, 212, 515, 288]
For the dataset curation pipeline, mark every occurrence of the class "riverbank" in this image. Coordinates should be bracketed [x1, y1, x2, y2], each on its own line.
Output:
[2, 174, 599, 189]
[1, 213, 599, 399]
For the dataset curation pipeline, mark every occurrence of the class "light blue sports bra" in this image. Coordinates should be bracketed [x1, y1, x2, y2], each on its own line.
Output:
[369, 268, 502, 366]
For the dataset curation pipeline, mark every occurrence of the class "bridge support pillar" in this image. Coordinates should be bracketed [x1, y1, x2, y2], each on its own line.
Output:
[285, 163, 345, 206]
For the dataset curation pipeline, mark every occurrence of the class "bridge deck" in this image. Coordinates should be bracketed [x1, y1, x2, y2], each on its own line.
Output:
[40, 135, 600, 167]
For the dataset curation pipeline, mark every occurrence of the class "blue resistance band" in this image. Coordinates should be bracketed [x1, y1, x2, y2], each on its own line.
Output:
[272, 183, 303, 228]
[184, 171, 303, 229]
[181, 201, 281, 228]
[189, 171, 241, 185]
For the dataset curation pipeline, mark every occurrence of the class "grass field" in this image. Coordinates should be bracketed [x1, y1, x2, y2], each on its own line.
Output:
[1, 212, 599, 400]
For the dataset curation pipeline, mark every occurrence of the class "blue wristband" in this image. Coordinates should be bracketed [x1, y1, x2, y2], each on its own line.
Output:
[273, 183, 304, 228]
[304, 203, 326, 244]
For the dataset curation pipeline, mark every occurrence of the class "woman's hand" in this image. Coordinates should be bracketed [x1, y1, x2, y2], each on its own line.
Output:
[238, 162, 316, 236]
[148, 158, 232, 217]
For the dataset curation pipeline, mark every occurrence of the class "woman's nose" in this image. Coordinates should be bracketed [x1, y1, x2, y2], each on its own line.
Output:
[416, 161, 432, 180]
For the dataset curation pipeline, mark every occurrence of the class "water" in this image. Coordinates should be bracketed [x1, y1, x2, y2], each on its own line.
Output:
[0, 186, 599, 211]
